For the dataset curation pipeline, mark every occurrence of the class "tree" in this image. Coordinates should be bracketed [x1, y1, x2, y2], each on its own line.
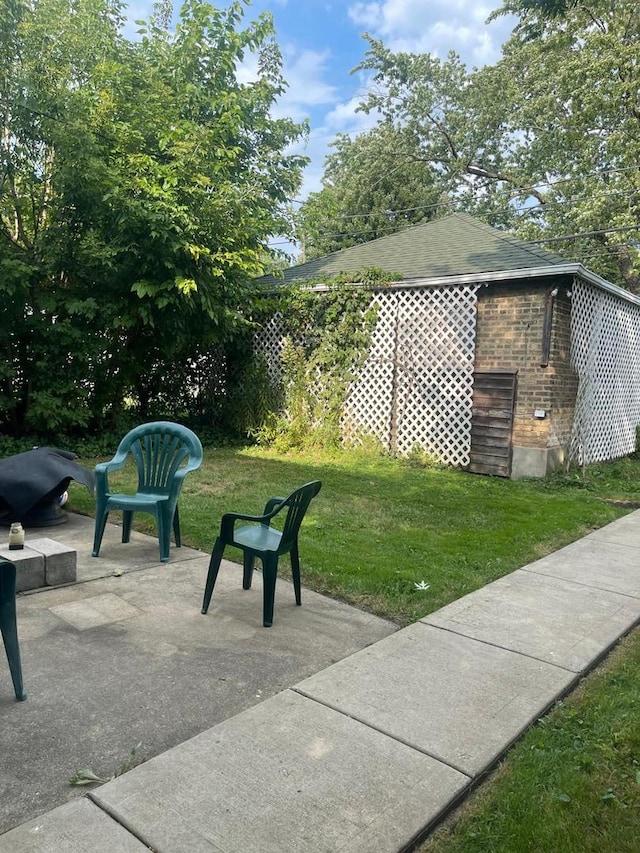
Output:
[0, 0, 307, 436]
[336, 0, 639, 291]
[296, 124, 446, 261]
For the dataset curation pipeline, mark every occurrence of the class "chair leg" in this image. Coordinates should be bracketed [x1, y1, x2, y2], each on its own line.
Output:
[91, 510, 109, 557]
[202, 539, 225, 614]
[243, 552, 256, 590]
[157, 510, 170, 563]
[122, 511, 133, 543]
[262, 555, 279, 628]
[173, 504, 181, 548]
[0, 562, 27, 701]
[290, 541, 302, 606]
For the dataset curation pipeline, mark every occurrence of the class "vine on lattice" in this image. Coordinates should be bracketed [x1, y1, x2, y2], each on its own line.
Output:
[252, 276, 379, 450]
[254, 273, 640, 468]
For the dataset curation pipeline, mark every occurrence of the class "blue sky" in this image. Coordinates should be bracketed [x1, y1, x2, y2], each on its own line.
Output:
[126, 1, 515, 204]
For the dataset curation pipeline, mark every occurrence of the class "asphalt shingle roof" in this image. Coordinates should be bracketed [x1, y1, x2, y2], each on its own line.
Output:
[260, 212, 569, 286]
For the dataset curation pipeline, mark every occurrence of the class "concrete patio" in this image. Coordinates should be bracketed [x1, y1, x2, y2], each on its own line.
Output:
[1, 509, 639, 851]
[0, 513, 396, 837]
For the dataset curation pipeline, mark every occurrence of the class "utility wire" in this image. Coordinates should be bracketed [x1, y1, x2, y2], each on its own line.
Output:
[528, 225, 640, 245]
[292, 219, 640, 253]
[287, 164, 640, 224]
[293, 181, 640, 250]
[6, 97, 639, 258]
[296, 184, 638, 235]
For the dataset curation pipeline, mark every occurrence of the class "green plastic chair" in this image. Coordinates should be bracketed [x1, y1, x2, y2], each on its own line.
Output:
[1, 558, 27, 701]
[201, 481, 322, 627]
[92, 422, 203, 564]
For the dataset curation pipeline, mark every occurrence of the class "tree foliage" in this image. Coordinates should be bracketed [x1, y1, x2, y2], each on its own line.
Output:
[0, 0, 307, 436]
[301, 0, 639, 292]
[295, 124, 446, 261]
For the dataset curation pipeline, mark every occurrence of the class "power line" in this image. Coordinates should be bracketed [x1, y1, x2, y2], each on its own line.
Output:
[298, 217, 640, 255]
[289, 164, 640, 225]
[528, 225, 640, 245]
[296, 181, 639, 251]
[7, 96, 639, 259]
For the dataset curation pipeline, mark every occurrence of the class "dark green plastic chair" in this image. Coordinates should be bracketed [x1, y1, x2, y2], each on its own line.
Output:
[201, 481, 322, 627]
[1, 558, 27, 701]
[92, 422, 203, 564]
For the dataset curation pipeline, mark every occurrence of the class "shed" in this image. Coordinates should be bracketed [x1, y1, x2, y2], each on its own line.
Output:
[257, 213, 640, 478]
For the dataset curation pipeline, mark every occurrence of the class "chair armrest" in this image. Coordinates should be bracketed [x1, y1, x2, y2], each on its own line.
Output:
[263, 496, 286, 515]
[184, 454, 203, 474]
[220, 511, 263, 541]
[220, 500, 286, 541]
[95, 451, 128, 475]
[94, 456, 126, 495]
[167, 459, 202, 502]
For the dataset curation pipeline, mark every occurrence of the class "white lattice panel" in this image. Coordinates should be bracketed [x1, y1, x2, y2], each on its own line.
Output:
[254, 312, 285, 382]
[341, 291, 396, 445]
[569, 279, 640, 464]
[254, 285, 479, 464]
[344, 285, 479, 465]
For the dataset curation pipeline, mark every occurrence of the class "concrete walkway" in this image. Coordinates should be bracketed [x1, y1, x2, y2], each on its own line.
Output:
[1, 511, 639, 851]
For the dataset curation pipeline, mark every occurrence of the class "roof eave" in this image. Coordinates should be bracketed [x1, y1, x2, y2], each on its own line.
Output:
[306, 263, 640, 306]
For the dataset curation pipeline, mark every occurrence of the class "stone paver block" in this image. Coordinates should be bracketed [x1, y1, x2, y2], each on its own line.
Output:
[296, 622, 576, 777]
[28, 537, 76, 586]
[92, 690, 470, 853]
[0, 797, 147, 852]
[423, 569, 640, 672]
[524, 538, 640, 599]
[0, 546, 45, 592]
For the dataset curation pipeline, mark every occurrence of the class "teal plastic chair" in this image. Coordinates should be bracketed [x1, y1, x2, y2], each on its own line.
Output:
[92, 422, 203, 563]
[201, 481, 322, 627]
[1, 558, 27, 701]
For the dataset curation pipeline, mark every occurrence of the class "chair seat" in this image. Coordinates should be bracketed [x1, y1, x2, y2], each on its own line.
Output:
[233, 524, 282, 553]
[107, 492, 170, 510]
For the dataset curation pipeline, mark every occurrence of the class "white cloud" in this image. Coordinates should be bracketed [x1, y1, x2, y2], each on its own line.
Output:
[348, 0, 512, 66]
[323, 93, 377, 135]
[120, 1, 157, 39]
[291, 87, 381, 200]
[236, 44, 339, 123]
[273, 47, 340, 121]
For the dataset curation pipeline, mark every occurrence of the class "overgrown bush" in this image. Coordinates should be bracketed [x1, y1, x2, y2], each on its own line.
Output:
[250, 271, 393, 451]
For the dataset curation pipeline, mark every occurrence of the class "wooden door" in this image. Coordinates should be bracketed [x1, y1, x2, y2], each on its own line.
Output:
[468, 371, 517, 477]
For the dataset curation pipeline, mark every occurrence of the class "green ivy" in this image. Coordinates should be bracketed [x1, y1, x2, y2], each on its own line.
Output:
[252, 268, 398, 450]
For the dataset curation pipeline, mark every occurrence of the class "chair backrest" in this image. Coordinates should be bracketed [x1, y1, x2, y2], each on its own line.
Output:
[277, 481, 322, 554]
[118, 422, 203, 495]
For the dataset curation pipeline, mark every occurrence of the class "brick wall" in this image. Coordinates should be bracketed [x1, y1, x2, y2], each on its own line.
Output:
[474, 278, 577, 451]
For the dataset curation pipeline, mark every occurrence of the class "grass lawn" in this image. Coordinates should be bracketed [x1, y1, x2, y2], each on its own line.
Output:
[69, 444, 640, 625]
[67, 444, 640, 851]
[419, 626, 640, 853]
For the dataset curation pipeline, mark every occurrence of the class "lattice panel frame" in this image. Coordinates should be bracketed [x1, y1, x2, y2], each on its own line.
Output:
[569, 279, 640, 464]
